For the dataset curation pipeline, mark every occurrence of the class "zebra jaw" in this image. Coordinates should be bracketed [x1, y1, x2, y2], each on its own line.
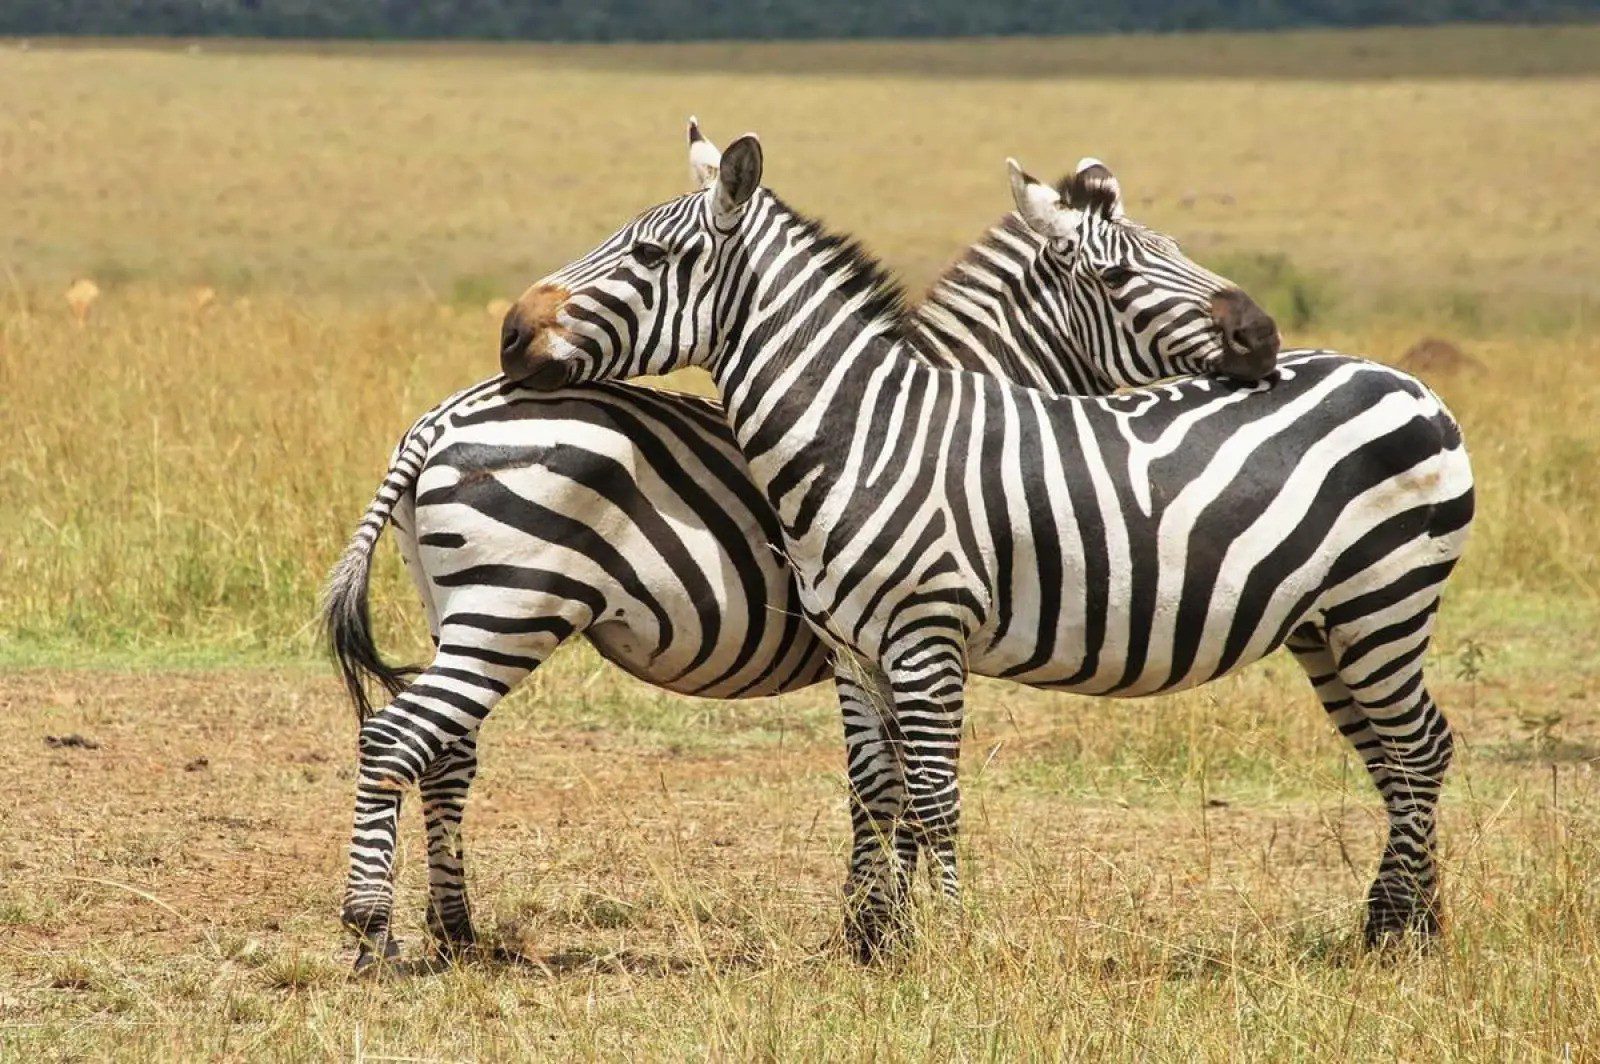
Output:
[512, 356, 576, 392]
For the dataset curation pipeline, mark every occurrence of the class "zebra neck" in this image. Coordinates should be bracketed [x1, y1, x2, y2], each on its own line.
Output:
[906, 214, 1106, 397]
[708, 201, 933, 533]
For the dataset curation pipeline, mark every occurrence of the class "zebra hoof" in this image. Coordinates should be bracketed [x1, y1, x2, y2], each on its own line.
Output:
[351, 931, 402, 976]
[1362, 895, 1441, 953]
[430, 934, 479, 964]
[427, 913, 479, 962]
[843, 912, 910, 966]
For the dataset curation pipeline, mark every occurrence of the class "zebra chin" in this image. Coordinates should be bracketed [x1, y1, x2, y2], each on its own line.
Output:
[501, 354, 577, 392]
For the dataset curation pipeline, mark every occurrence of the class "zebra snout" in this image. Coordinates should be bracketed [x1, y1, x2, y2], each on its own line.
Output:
[500, 310, 532, 369]
[499, 284, 573, 388]
[1211, 288, 1280, 382]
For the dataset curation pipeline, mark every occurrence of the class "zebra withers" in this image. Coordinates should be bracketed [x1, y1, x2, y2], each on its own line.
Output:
[327, 124, 1279, 970]
[498, 132, 1474, 956]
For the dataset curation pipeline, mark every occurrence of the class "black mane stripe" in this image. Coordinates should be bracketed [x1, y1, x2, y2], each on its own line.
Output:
[767, 192, 912, 337]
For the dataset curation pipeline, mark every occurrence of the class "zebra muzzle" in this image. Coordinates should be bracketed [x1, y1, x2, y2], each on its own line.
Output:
[1211, 287, 1280, 382]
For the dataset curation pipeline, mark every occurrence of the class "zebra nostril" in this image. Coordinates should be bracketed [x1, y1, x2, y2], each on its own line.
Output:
[501, 322, 526, 359]
[1229, 327, 1250, 351]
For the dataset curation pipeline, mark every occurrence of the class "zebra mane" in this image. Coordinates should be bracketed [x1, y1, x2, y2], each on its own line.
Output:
[905, 212, 1042, 362]
[766, 192, 914, 338]
[1058, 164, 1120, 218]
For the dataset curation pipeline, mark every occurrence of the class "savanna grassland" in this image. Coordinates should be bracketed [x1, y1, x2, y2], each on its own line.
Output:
[2, 26, 1600, 1060]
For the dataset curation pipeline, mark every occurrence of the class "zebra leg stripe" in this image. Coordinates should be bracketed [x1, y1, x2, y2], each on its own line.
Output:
[1286, 627, 1389, 780]
[841, 632, 967, 960]
[1326, 598, 1453, 946]
[421, 737, 480, 955]
[341, 639, 540, 968]
[835, 667, 916, 960]
[894, 639, 967, 903]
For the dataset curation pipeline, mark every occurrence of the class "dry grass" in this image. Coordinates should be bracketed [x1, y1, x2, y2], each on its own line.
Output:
[2, 27, 1599, 1060]
[4, 28, 1600, 311]
[2, 292, 1596, 661]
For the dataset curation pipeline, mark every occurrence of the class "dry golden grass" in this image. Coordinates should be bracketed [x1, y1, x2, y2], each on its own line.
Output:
[3, 27, 1599, 311]
[2, 294, 1596, 659]
[1, 27, 1599, 1060]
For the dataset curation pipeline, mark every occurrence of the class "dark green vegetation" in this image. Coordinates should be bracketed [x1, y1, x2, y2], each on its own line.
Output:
[3, 0, 1597, 41]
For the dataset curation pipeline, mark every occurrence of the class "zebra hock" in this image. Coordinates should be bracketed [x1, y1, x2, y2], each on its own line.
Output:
[500, 130, 1473, 958]
[327, 123, 1277, 971]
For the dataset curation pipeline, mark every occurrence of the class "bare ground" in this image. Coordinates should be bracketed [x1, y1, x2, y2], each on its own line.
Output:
[3, 653, 1598, 1058]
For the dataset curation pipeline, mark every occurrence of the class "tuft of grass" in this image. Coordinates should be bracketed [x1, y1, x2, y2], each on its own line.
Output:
[258, 950, 341, 991]
[47, 957, 103, 992]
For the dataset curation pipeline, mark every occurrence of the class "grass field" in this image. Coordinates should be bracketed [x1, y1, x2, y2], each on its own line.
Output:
[2, 25, 1599, 1060]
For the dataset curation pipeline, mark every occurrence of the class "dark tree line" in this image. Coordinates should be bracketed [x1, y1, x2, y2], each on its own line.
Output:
[1, 0, 1595, 39]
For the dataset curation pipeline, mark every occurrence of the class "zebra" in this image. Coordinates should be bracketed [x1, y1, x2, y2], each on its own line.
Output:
[496, 130, 1475, 959]
[328, 123, 1281, 971]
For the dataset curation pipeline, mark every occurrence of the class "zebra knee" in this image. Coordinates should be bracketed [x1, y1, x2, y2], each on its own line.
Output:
[356, 710, 437, 791]
[1394, 703, 1454, 790]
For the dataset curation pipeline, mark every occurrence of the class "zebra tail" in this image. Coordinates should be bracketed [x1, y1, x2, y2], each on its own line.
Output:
[321, 430, 429, 725]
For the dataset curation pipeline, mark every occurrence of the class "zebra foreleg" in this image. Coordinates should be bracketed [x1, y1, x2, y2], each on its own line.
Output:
[835, 666, 915, 962]
[867, 638, 968, 958]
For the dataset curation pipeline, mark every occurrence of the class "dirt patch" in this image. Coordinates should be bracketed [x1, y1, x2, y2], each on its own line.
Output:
[1397, 336, 1486, 377]
[2, 665, 1597, 1058]
[0, 669, 838, 957]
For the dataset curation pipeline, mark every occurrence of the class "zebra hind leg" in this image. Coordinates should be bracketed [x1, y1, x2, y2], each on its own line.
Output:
[342, 641, 537, 973]
[1323, 602, 1454, 949]
[420, 736, 481, 959]
[1286, 628, 1397, 936]
[835, 666, 916, 963]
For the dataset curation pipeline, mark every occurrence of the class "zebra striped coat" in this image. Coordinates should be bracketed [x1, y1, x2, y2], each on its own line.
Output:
[502, 134, 1473, 957]
[328, 134, 1274, 968]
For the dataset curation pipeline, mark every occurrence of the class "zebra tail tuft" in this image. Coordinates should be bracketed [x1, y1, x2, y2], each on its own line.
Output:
[321, 432, 432, 725]
[322, 541, 417, 724]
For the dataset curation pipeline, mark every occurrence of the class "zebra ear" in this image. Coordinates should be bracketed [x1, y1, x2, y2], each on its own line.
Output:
[687, 115, 721, 192]
[714, 134, 763, 223]
[1008, 158, 1081, 245]
[1063, 157, 1125, 220]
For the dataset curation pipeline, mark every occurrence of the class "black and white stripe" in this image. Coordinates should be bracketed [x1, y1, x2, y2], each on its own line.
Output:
[507, 133, 1473, 958]
[327, 132, 1267, 968]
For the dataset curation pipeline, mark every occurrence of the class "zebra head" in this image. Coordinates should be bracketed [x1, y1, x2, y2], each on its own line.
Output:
[1008, 157, 1280, 383]
[499, 119, 763, 389]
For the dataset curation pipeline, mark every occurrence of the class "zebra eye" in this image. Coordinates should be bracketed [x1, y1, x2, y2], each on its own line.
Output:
[1099, 264, 1135, 287]
[633, 241, 668, 268]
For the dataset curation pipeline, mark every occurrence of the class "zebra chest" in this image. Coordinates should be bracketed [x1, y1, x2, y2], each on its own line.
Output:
[781, 513, 990, 660]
